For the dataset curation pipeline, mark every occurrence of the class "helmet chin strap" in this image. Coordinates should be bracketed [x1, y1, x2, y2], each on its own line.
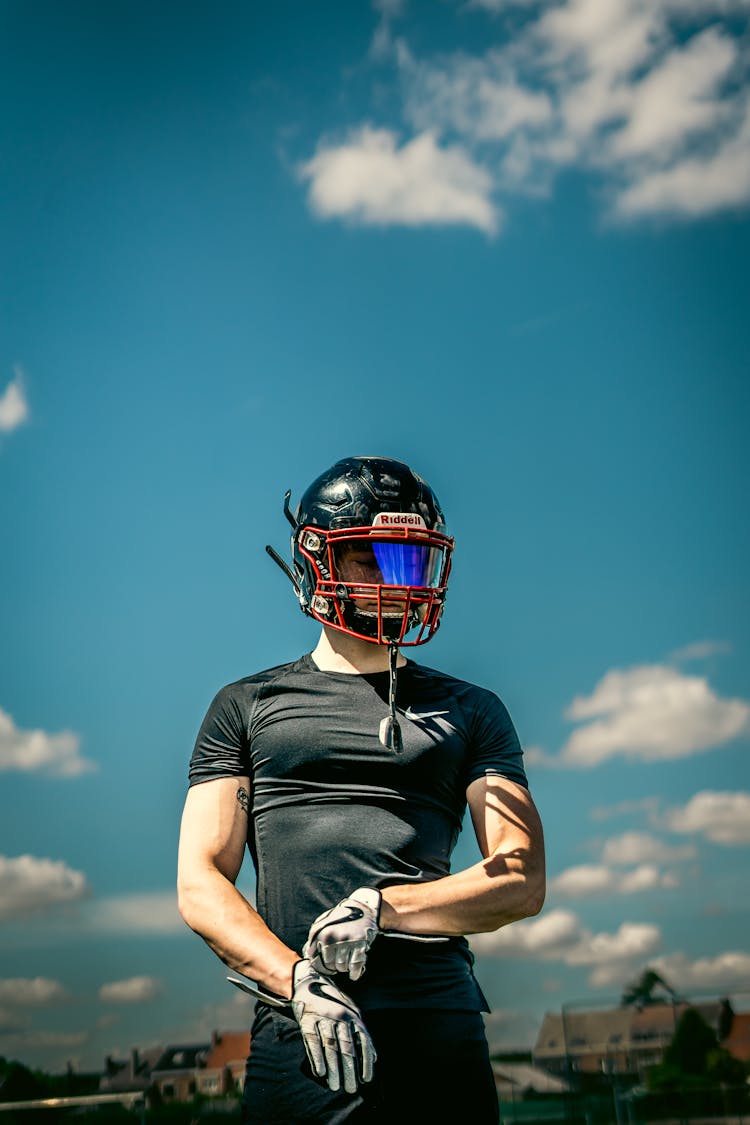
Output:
[378, 642, 403, 752]
[265, 544, 302, 596]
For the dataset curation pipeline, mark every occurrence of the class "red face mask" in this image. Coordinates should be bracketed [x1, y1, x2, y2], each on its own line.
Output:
[299, 522, 454, 646]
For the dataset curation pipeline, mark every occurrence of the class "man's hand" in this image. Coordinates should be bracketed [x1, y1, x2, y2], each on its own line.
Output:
[303, 887, 381, 981]
[304, 887, 450, 981]
[227, 959, 376, 1095]
[291, 958, 376, 1094]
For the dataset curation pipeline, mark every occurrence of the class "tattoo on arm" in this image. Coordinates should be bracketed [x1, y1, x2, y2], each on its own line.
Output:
[237, 786, 249, 816]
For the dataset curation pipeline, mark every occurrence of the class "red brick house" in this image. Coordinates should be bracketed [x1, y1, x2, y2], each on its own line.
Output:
[195, 1030, 252, 1097]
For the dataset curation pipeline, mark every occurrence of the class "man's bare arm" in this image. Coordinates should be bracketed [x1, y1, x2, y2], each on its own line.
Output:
[378, 776, 545, 936]
[177, 777, 298, 998]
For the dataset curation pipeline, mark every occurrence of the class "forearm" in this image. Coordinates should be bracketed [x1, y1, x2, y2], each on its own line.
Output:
[379, 851, 545, 937]
[178, 866, 298, 998]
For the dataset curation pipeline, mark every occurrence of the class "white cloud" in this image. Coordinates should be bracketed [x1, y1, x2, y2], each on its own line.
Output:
[308, 0, 750, 230]
[618, 864, 678, 893]
[0, 371, 29, 433]
[550, 864, 615, 896]
[559, 664, 750, 767]
[566, 920, 661, 972]
[615, 101, 750, 217]
[539, 5, 750, 221]
[470, 908, 661, 987]
[0, 855, 89, 921]
[162, 992, 255, 1048]
[590, 796, 660, 821]
[0, 706, 96, 778]
[468, 0, 541, 10]
[662, 790, 750, 844]
[300, 126, 499, 234]
[370, 0, 406, 60]
[471, 907, 584, 957]
[0, 1029, 88, 1049]
[89, 890, 183, 935]
[0, 887, 186, 941]
[523, 744, 554, 767]
[96, 1013, 121, 1029]
[669, 639, 731, 662]
[400, 45, 554, 145]
[535, 0, 663, 87]
[98, 976, 163, 1004]
[550, 861, 677, 897]
[653, 950, 750, 991]
[0, 1007, 29, 1032]
[0, 978, 70, 1005]
[548, 825, 690, 901]
[601, 831, 696, 865]
[609, 28, 737, 160]
[662, 0, 750, 13]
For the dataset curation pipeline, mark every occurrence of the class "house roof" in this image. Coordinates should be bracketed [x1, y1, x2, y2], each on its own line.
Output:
[99, 1046, 164, 1092]
[152, 1045, 210, 1074]
[205, 1031, 251, 1070]
[534, 1009, 631, 1057]
[534, 1000, 732, 1060]
[630, 1001, 722, 1040]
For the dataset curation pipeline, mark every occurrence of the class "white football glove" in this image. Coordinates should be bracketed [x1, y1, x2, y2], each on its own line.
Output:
[303, 886, 449, 981]
[227, 958, 376, 1095]
[303, 887, 381, 981]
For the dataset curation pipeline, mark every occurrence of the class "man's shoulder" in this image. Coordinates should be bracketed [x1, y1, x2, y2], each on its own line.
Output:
[214, 655, 309, 699]
[408, 658, 494, 697]
[408, 658, 514, 721]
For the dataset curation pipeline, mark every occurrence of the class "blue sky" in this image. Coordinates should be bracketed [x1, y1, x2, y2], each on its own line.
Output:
[1, 0, 749, 1071]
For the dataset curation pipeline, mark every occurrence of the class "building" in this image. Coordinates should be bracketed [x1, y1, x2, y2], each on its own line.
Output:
[99, 1031, 251, 1104]
[722, 1011, 750, 1063]
[195, 1031, 251, 1097]
[150, 1044, 211, 1102]
[534, 1007, 633, 1077]
[99, 1046, 165, 1095]
[533, 999, 737, 1080]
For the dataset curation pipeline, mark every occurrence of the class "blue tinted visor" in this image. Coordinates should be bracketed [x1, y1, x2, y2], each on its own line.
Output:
[372, 541, 443, 587]
[334, 539, 445, 588]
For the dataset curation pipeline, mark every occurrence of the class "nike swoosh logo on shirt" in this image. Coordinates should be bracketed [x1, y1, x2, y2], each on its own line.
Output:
[404, 707, 451, 721]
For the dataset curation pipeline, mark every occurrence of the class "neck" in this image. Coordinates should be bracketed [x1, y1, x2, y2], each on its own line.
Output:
[310, 627, 407, 674]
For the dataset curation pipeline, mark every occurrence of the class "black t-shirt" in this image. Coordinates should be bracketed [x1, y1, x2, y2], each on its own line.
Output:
[189, 653, 528, 1011]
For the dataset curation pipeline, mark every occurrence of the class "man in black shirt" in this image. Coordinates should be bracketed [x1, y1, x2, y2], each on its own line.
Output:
[177, 456, 545, 1123]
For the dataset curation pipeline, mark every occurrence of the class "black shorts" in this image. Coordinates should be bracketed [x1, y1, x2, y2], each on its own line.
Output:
[241, 1006, 499, 1124]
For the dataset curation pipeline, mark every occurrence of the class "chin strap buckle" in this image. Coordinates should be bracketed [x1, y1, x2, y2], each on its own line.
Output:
[379, 643, 403, 752]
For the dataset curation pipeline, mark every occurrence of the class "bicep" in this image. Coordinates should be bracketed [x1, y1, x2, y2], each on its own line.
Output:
[466, 775, 545, 868]
[177, 776, 251, 885]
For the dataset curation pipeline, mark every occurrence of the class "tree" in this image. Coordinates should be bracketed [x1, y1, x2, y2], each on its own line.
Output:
[647, 1006, 749, 1101]
[664, 1007, 718, 1075]
[0, 1057, 49, 1102]
[621, 967, 680, 1009]
[706, 1046, 747, 1087]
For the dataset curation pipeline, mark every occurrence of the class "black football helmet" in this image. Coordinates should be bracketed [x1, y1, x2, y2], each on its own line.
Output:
[267, 456, 454, 646]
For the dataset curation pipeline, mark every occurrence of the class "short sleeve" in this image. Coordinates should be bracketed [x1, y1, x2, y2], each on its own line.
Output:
[466, 689, 528, 790]
[188, 684, 250, 786]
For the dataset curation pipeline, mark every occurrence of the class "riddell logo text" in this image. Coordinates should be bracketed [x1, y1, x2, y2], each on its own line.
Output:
[372, 512, 426, 527]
